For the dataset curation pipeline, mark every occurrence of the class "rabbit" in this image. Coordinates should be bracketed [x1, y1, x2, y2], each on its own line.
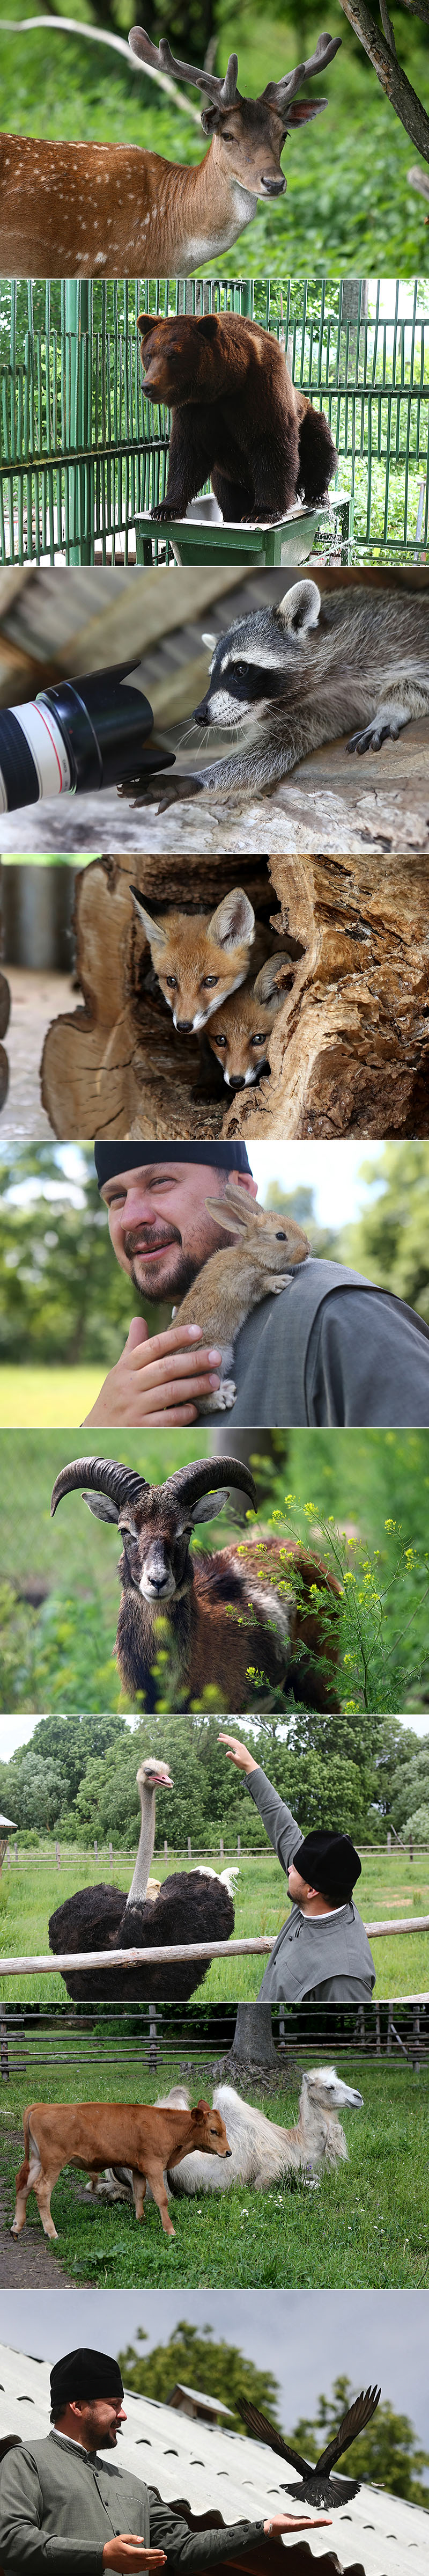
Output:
[172, 1182, 310, 1412]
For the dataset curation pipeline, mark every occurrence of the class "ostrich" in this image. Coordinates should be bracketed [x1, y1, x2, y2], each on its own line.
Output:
[48, 1757, 235, 2002]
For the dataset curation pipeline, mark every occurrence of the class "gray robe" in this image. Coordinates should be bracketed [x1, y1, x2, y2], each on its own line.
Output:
[0, 2434, 267, 2576]
[246, 1768, 375, 2002]
[199, 1257, 429, 1426]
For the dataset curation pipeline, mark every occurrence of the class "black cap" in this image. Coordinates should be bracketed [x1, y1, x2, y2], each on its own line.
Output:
[50, 2349, 124, 2411]
[94, 1143, 252, 1190]
[292, 1829, 361, 1903]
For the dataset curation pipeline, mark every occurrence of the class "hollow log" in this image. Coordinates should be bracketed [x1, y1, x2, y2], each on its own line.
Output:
[41, 843, 429, 1140]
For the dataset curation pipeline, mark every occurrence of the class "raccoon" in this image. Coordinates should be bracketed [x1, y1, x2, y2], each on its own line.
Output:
[124, 578, 429, 806]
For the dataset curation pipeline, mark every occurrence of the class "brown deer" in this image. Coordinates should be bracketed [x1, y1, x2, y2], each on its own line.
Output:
[0, 30, 341, 279]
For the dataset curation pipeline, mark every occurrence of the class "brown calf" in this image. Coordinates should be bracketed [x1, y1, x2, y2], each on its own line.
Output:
[12, 2098, 232, 2242]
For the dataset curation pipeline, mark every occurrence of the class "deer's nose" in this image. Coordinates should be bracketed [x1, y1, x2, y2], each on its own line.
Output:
[262, 175, 286, 195]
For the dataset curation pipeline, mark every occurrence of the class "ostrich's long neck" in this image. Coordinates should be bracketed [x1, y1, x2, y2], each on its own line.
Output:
[125, 1784, 155, 1909]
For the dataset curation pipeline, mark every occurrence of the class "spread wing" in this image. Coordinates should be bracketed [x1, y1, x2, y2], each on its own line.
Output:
[236, 2399, 312, 2480]
[316, 2386, 381, 2475]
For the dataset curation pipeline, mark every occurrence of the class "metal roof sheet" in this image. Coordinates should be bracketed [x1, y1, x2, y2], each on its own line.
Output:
[0, 2348, 427, 2576]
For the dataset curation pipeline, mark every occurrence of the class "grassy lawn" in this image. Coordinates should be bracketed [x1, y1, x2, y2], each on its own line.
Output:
[0, 1369, 104, 1429]
[0, 9, 427, 273]
[1, 2053, 427, 2289]
[1, 1845, 428, 2002]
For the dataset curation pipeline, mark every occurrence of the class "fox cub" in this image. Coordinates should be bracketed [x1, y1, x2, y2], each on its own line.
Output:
[173, 1183, 310, 1413]
[130, 884, 278, 1034]
[208, 952, 291, 1090]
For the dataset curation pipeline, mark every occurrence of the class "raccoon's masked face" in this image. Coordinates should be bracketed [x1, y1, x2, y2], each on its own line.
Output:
[193, 582, 322, 731]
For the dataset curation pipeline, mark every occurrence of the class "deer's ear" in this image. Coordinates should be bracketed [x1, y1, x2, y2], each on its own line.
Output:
[201, 102, 222, 133]
[285, 98, 327, 125]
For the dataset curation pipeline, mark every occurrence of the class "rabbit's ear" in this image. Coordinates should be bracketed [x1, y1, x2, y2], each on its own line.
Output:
[204, 1192, 251, 1237]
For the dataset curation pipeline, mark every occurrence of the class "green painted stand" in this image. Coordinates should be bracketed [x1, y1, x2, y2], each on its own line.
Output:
[134, 494, 351, 568]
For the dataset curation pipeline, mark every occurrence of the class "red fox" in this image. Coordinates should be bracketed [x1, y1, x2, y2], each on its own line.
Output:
[130, 884, 273, 1034]
[207, 952, 293, 1090]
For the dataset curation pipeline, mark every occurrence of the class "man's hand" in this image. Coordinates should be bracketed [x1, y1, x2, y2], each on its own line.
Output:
[83, 1317, 223, 1427]
[218, 1733, 259, 1775]
[263, 2516, 331, 2535]
[102, 2542, 167, 2571]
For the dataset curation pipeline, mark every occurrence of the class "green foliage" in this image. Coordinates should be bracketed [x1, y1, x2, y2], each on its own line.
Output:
[339, 1145, 429, 1324]
[287, 2373, 429, 2505]
[0, 1144, 170, 1368]
[117, 2317, 282, 2425]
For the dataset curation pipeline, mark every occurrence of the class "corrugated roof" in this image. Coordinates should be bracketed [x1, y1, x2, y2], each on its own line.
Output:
[0, 2347, 427, 2576]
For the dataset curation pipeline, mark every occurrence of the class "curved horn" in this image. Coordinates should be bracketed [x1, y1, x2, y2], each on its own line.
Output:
[163, 1456, 257, 1510]
[50, 1458, 149, 1520]
[129, 28, 240, 105]
[264, 32, 341, 108]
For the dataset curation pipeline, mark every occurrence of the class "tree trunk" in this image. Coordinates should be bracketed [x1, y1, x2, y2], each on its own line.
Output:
[227, 2002, 279, 2082]
[337, 0, 429, 160]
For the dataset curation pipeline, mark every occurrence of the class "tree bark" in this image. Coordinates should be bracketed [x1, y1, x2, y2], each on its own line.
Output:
[227, 2003, 279, 2079]
[338, 0, 429, 158]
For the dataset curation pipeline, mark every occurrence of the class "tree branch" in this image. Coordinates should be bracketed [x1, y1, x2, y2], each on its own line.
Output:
[379, 0, 397, 48]
[337, 0, 429, 158]
[0, 17, 202, 121]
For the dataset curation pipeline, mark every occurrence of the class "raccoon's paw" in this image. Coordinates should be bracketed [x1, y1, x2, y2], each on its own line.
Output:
[118, 772, 201, 811]
[346, 713, 401, 756]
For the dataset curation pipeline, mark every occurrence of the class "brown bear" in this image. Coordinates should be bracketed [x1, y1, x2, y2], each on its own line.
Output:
[137, 310, 337, 526]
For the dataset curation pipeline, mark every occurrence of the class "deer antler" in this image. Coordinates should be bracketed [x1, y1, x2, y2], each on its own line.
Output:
[129, 28, 240, 105]
[264, 31, 341, 111]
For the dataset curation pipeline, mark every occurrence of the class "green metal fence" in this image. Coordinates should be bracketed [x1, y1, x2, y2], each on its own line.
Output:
[1, 276, 428, 567]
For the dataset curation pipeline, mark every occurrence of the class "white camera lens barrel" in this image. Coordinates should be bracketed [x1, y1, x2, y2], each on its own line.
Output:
[0, 662, 174, 813]
[0, 702, 71, 814]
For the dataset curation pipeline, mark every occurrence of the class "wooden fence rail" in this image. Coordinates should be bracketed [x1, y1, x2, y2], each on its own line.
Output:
[1, 1916, 428, 1976]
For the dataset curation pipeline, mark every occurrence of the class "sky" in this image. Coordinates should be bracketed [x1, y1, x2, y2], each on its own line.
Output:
[2, 2288, 428, 2461]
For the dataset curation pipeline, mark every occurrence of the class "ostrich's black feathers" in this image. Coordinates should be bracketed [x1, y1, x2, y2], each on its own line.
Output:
[48, 1872, 234, 2002]
[236, 2387, 381, 2509]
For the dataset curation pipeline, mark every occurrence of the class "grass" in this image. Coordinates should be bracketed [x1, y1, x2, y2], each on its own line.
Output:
[1, 2052, 427, 2288]
[0, 9, 428, 273]
[1, 1845, 428, 2002]
[0, 1369, 105, 1429]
